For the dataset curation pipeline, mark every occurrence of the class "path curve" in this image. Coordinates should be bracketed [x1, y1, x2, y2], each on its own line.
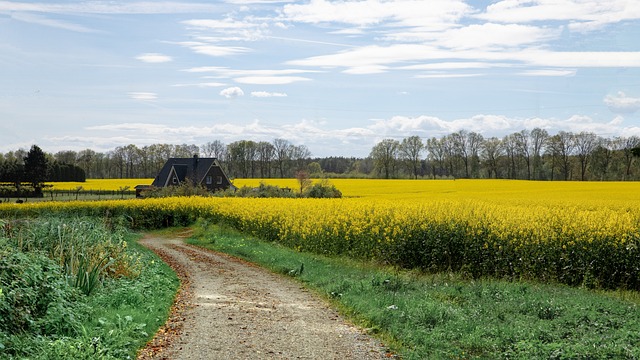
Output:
[137, 235, 390, 360]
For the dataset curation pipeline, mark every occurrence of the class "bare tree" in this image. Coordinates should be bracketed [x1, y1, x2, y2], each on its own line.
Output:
[257, 141, 275, 177]
[619, 136, 640, 180]
[273, 138, 293, 177]
[370, 139, 400, 179]
[530, 128, 549, 180]
[481, 137, 503, 179]
[425, 137, 447, 179]
[573, 131, 598, 181]
[513, 130, 532, 180]
[201, 140, 227, 159]
[399, 135, 424, 179]
[547, 131, 575, 180]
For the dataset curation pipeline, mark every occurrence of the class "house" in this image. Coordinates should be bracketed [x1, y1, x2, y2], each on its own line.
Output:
[136, 155, 233, 197]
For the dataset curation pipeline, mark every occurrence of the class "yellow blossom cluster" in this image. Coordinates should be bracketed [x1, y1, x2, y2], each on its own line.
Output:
[3, 179, 640, 289]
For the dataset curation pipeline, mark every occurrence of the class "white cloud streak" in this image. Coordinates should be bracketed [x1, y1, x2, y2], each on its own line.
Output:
[477, 0, 640, 32]
[251, 91, 287, 97]
[128, 92, 157, 101]
[604, 92, 640, 114]
[220, 86, 244, 98]
[135, 53, 173, 63]
[75, 112, 639, 157]
[0, 2, 220, 15]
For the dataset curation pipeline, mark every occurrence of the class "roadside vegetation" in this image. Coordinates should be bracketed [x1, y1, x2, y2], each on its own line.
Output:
[187, 220, 640, 359]
[0, 216, 178, 359]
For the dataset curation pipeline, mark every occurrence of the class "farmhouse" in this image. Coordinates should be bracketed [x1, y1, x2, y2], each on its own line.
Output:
[136, 155, 232, 197]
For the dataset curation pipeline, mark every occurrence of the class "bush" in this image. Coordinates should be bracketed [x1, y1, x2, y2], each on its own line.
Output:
[304, 179, 342, 198]
[0, 244, 86, 338]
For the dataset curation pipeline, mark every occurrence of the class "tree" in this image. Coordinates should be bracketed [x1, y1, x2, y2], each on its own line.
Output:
[481, 137, 503, 179]
[513, 130, 532, 180]
[273, 138, 292, 177]
[425, 137, 447, 178]
[530, 128, 549, 180]
[547, 131, 575, 180]
[399, 136, 424, 179]
[370, 139, 399, 179]
[23, 145, 49, 195]
[295, 170, 312, 194]
[573, 131, 598, 181]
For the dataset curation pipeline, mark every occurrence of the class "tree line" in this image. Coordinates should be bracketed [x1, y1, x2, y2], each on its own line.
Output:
[370, 128, 640, 181]
[1, 130, 640, 183]
[0, 145, 86, 197]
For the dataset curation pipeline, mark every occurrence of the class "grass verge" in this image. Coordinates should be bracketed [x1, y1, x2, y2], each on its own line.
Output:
[0, 220, 179, 360]
[186, 220, 640, 360]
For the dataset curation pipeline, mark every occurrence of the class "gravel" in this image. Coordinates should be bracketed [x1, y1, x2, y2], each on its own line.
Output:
[138, 236, 390, 360]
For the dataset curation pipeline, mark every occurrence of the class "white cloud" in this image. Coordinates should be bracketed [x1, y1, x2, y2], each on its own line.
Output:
[477, 0, 640, 32]
[73, 111, 637, 157]
[415, 73, 483, 79]
[182, 17, 269, 41]
[172, 82, 226, 88]
[251, 91, 287, 97]
[517, 69, 576, 77]
[10, 12, 97, 32]
[281, 0, 472, 30]
[128, 92, 157, 101]
[235, 76, 311, 85]
[435, 23, 560, 50]
[182, 66, 317, 84]
[604, 92, 640, 114]
[0, 2, 220, 15]
[220, 87, 244, 98]
[135, 53, 173, 63]
[176, 41, 251, 56]
[289, 43, 640, 74]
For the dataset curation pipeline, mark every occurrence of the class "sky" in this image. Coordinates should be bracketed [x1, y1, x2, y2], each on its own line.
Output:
[1, 0, 640, 158]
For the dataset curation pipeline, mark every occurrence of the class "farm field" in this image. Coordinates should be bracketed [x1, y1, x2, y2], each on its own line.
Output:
[2, 178, 640, 289]
[46, 178, 152, 191]
[2, 178, 640, 358]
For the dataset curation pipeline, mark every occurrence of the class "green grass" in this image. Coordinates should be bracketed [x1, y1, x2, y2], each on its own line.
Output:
[186, 220, 640, 360]
[0, 218, 179, 359]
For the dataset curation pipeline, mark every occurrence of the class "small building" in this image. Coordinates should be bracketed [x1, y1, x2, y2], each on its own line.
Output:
[137, 155, 233, 197]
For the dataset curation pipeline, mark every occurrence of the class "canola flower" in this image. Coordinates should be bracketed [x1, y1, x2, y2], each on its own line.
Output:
[2, 179, 640, 290]
[47, 179, 152, 191]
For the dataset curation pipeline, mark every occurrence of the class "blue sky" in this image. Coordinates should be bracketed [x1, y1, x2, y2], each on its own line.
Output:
[1, 0, 640, 157]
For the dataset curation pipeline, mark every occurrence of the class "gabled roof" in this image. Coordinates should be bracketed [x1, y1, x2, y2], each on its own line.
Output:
[151, 156, 221, 187]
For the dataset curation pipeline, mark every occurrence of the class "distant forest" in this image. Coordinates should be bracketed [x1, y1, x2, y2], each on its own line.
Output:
[2, 129, 640, 183]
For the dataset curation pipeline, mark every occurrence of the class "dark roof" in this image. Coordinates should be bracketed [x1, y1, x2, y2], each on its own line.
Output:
[151, 156, 220, 187]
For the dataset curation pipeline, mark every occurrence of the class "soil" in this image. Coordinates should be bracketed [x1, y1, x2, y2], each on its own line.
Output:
[136, 235, 391, 360]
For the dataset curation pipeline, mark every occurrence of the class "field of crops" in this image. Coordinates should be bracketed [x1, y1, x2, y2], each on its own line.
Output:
[47, 178, 151, 191]
[3, 179, 640, 290]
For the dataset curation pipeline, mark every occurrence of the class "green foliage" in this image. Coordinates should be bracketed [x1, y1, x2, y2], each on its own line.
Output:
[0, 245, 86, 338]
[217, 180, 342, 199]
[142, 178, 211, 198]
[187, 224, 640, 359]
[0, 218, 179, 359]
[303, 179, 342, 198]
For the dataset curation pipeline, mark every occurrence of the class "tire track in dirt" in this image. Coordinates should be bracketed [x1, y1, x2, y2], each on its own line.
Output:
[137, 236, 390, 359]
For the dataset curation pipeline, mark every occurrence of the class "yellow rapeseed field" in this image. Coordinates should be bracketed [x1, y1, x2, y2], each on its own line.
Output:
[3, 179, 639, 289]
[47, 179, 152, 191]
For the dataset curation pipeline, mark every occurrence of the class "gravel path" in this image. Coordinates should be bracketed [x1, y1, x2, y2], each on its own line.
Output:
[137, 236, 390, 360]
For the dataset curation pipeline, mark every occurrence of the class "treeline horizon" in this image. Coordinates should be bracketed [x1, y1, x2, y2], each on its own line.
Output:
[1, 128, 640, 182]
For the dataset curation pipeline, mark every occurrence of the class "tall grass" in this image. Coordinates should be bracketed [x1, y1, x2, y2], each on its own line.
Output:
[3, 217, 140, 295]
[0, 217, 179, 359]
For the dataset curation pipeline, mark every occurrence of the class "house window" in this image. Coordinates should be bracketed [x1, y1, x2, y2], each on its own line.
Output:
[206, 176, 212, 185]
[217, 176, 223, 184]
[172, 176, 178, 184]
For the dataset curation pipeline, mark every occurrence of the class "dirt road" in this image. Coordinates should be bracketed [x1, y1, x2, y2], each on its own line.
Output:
[137, 236, 390, 359]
